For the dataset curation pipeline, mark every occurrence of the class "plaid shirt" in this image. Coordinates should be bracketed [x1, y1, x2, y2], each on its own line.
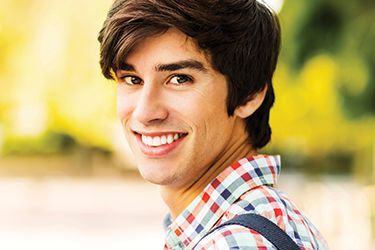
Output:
[163, 155, 328, 249]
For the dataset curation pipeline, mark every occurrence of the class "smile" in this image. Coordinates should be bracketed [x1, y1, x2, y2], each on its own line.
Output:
[141, 133, 185, 147]
[133, 131, 188, 158]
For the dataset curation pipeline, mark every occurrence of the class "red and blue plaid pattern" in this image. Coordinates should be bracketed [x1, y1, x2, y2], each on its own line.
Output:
[163, 155, 327, 249]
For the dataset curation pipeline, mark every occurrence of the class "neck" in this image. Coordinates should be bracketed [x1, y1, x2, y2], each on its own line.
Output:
[160, 120, 257, 219]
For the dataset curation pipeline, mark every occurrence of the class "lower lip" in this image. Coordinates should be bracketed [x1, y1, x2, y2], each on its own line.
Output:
[135, 134, 186, 158]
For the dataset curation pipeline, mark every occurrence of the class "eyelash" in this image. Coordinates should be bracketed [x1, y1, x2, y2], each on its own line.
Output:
[119, 75, 142, 85]
[169, 74, 193, 85]
[117, 74, 193, 86]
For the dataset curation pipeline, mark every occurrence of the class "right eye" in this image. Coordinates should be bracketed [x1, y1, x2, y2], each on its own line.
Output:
[120, 76, 143, 85]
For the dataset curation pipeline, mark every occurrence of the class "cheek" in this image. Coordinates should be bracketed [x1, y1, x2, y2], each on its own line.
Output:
[174, 93, 228, 137]
[116, 89, 134, 122]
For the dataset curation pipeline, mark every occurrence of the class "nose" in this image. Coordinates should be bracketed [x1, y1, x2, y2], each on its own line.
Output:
[132, 84, 168, 126]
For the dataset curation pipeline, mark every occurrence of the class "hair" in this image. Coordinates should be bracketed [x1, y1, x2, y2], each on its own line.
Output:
[98, 0, 281, 149]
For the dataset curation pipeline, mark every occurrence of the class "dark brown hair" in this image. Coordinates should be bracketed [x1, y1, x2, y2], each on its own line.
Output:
[98, 0, 281, 149]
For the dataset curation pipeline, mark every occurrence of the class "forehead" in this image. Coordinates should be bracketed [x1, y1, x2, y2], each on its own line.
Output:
[124, 28, 211, 69]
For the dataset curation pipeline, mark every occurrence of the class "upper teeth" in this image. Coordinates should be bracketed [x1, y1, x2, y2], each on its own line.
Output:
[141, 134, 182, 147]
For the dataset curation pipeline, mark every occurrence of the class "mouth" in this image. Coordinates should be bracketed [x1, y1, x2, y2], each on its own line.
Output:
[133, 131, 188, 157]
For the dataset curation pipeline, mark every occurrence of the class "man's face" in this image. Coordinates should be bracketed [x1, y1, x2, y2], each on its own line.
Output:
[116, 29, 240, 188]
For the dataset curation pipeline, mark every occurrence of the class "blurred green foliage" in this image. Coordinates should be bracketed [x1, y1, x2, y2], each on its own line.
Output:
[0, 0, 117, 154]
[0, 0, 374, 178]
[3, 131, 76, 155]
[280, 0, 375, 118]
[269, 0, 375, 177]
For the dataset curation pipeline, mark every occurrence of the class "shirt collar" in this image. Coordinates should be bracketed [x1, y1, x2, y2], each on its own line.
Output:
[164, 154, 281, 249]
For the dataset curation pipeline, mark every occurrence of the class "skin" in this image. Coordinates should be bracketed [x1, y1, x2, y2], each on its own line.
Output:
[115, 29, 266, 218]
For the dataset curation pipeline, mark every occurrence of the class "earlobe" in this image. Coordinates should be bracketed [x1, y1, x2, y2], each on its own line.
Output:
[234, 85, 268, 118]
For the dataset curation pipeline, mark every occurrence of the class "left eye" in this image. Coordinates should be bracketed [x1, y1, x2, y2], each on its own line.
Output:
[169, 75, 192, 85]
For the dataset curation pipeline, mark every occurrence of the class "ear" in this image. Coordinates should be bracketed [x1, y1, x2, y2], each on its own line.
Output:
[234, 85, 268, 118]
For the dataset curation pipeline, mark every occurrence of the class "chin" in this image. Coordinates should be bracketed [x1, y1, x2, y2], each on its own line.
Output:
[141, 172, 178, 186]
[137, 162, 178, 186]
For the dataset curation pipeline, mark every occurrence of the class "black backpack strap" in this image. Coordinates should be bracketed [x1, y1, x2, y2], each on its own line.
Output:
[194, 213, 300, 250]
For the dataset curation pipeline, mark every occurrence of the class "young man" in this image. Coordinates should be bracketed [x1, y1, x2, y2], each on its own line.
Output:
[98, 0, 327, 249]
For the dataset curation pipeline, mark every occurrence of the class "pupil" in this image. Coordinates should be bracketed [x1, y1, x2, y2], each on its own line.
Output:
[132, 77, 140, 84]
[178, 76, 186, 83]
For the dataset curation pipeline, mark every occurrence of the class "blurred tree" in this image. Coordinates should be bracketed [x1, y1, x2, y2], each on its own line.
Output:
[268, 0, 375, 174]
[280, 0, 375, 117]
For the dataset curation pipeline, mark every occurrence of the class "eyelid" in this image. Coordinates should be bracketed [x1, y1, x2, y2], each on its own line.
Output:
[116, 69, 135, 78]
[115, 70, 127, 78]
[117, 74, 143, 85]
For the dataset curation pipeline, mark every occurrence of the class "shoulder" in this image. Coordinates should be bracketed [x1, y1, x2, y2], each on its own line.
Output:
[222, 185, 327, 249]
[195, 223, 276, 250]
[194, 186, 327, 249]
[225, 186, 296, 227]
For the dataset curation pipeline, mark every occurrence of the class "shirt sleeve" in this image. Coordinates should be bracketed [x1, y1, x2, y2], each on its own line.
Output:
[194, 224, 277, 250]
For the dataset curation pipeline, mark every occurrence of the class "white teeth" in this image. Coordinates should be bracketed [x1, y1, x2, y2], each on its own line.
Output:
[167, 134, 174, 144]
[141, 133, 183, 146]
[161, 135, 167, 144]
[152, 136, 161, 146]
[147, 136, 153, 145]
[141, 135, 146, 144]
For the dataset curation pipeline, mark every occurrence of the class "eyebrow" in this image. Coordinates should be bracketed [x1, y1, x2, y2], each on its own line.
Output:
[119, 59, 208, 73]
[155, 60, 208, 72]
[119, 63, 135, 71]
